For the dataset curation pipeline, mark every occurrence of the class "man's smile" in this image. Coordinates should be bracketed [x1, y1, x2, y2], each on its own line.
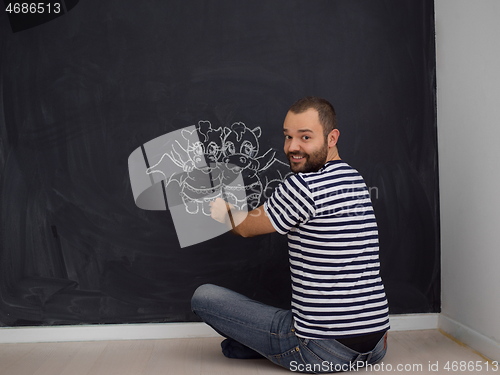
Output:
[290, 154, 306, 161]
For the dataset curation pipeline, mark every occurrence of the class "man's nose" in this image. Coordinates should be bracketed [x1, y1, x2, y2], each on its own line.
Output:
[287, 138, 301, 152]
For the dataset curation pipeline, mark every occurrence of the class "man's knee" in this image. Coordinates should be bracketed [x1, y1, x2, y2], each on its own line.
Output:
[191, 283, 218, 313]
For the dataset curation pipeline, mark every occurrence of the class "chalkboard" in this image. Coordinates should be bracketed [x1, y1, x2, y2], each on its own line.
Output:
[0, 0, 438, 326]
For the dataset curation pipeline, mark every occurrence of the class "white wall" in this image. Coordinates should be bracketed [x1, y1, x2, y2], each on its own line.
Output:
[435, 0, 500, 360]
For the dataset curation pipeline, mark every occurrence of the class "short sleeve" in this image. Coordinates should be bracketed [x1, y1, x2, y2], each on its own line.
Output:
[264, 174, 315, 235]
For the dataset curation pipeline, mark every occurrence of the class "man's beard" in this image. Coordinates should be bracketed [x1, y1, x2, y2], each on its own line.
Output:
[287, 142, 328, 173]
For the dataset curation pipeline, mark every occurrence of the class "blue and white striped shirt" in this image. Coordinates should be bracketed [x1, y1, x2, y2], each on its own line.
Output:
[264, 160, 390, 339]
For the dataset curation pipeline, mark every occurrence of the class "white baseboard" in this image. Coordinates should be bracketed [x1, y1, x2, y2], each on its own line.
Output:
[439, 314, 500, 361]
[0, 322, 220, 344]
[389, 313, 439, 331]
[0, 314, 438, 344]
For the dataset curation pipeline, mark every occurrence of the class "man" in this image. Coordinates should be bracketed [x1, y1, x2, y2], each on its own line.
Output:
[191, 97, 389, 373]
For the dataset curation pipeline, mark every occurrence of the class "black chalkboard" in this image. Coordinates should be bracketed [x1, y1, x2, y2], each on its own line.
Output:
[0, 0, 438, 326]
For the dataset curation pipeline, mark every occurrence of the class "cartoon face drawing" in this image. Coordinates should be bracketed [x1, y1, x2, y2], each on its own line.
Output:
[198, 120, 224, 166]
[222, 122, 261, 175]
[175, 122, 225, 214]
[181, 129, 210, 174]
[218, 122, 266, 210]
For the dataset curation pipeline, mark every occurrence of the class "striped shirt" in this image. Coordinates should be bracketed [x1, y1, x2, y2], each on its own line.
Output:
[264, 160, 390, 339]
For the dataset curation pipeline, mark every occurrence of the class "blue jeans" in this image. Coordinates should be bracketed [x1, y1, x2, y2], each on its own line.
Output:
[191, 284, 388, 373]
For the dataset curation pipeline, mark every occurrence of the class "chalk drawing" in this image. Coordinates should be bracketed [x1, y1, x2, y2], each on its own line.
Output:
[145, 121, 290, 215]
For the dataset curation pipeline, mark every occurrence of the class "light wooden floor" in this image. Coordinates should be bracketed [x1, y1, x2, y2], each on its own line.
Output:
[0, 330, 494, 375]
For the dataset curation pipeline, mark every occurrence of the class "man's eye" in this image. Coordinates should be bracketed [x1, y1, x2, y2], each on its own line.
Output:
[302, 136, 310, 140]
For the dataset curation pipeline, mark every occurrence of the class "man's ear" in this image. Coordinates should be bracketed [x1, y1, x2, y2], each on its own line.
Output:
[328, 129, 340, 148]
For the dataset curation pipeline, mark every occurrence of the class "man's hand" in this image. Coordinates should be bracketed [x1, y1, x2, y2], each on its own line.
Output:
[209, 198, 275, 238]
[209, 198, 233, 224]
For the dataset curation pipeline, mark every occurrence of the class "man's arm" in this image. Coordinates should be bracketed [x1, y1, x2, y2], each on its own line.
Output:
[209, 198, 276, 238]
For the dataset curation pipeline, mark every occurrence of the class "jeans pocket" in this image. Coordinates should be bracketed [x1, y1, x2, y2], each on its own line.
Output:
[269, 345, 304, 371]
[297, 338, 325, 363]
[296, 337, 361, 373]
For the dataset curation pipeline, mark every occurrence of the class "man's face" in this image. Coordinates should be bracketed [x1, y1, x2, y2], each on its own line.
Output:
[283, 108, 328, 173]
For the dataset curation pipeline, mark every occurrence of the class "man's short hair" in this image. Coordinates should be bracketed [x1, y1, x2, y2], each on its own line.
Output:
[288, 97, 337, 137]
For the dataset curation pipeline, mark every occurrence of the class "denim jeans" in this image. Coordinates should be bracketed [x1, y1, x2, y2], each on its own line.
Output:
[191, 284, 388, 373]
